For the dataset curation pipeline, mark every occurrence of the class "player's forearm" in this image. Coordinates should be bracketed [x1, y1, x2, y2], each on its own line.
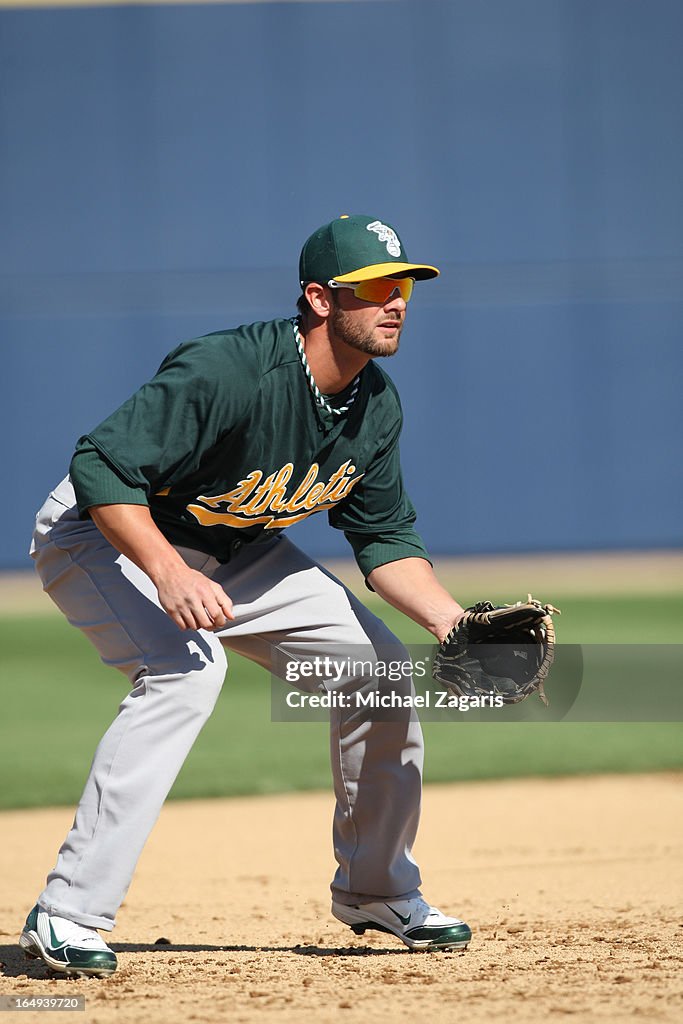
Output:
[367, 557, 465, 643]
[89, 504, 234, 631]
[89, 503, 187, 585]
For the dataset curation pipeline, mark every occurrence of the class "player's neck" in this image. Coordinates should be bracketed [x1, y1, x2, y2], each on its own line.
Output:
[299, 321, 371, 395]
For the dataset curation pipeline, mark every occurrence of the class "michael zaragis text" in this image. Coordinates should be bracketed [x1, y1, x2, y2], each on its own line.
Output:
[284, 689, 505, 712]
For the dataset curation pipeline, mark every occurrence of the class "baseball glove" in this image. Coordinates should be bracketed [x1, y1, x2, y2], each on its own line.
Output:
[433, 596, 560, 706]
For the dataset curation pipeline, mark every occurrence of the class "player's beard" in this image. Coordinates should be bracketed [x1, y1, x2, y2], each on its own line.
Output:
[330, 301, 403, 358]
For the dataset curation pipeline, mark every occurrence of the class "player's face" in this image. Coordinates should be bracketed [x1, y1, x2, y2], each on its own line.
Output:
[328, 283, 407, 358]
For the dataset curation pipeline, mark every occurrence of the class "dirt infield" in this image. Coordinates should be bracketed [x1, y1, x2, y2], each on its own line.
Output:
[1, 774, 681, 1024]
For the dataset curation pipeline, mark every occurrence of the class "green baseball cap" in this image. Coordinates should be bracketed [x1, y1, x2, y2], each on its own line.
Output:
[299, 214, 440, 285]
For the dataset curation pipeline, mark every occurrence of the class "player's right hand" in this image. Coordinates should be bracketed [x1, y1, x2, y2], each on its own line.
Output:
[154, 565, 235, 632]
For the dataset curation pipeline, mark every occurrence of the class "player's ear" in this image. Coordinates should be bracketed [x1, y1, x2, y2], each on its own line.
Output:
[304, 282, 331, 320]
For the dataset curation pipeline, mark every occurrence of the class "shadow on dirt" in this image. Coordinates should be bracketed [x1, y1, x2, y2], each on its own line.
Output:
[0, 940, 424, 978]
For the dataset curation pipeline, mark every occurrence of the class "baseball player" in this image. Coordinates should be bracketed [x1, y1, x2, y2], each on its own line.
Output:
[20, 215, 472, 977]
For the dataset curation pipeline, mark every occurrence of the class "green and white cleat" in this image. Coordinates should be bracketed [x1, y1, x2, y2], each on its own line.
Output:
[19, 904, 117, 978]
[332, 896, 471, 952]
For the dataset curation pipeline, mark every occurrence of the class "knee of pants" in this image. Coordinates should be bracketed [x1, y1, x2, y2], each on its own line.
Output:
[137, 643, 228, 718]
[320, 642, 417, 736]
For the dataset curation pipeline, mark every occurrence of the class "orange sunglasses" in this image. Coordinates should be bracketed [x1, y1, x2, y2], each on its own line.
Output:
[327, 277, 414, 303]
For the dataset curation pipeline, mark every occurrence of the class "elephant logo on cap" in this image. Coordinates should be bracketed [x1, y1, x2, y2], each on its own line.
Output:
[366, 220, 401, 258]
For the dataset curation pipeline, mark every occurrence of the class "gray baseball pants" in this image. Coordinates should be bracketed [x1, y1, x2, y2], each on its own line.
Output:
[29, 478, 424, 931]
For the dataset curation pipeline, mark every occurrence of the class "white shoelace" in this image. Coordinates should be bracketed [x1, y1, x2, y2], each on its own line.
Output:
[291, 318, 360, 417]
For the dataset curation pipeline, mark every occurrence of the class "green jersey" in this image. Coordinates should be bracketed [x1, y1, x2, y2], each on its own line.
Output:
[70, 317, 430, 578]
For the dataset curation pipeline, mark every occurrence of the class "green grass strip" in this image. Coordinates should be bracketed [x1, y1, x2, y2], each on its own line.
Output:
[1, 595, 681, 810]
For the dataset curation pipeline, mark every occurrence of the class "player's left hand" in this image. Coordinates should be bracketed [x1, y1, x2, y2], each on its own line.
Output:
[432, 596, 560, 706]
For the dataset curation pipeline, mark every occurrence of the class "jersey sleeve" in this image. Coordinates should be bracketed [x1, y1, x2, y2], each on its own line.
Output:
[70, 440, 149, 514]
[328, 404, 431, 581]
[69, 333, 261, 516]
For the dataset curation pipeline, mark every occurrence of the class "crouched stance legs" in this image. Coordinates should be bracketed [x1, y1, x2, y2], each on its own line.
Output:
[27, 484, 426, 940]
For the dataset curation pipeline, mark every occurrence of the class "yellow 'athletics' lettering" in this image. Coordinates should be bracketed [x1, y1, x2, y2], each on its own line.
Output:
[186, 460, 363, 529]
